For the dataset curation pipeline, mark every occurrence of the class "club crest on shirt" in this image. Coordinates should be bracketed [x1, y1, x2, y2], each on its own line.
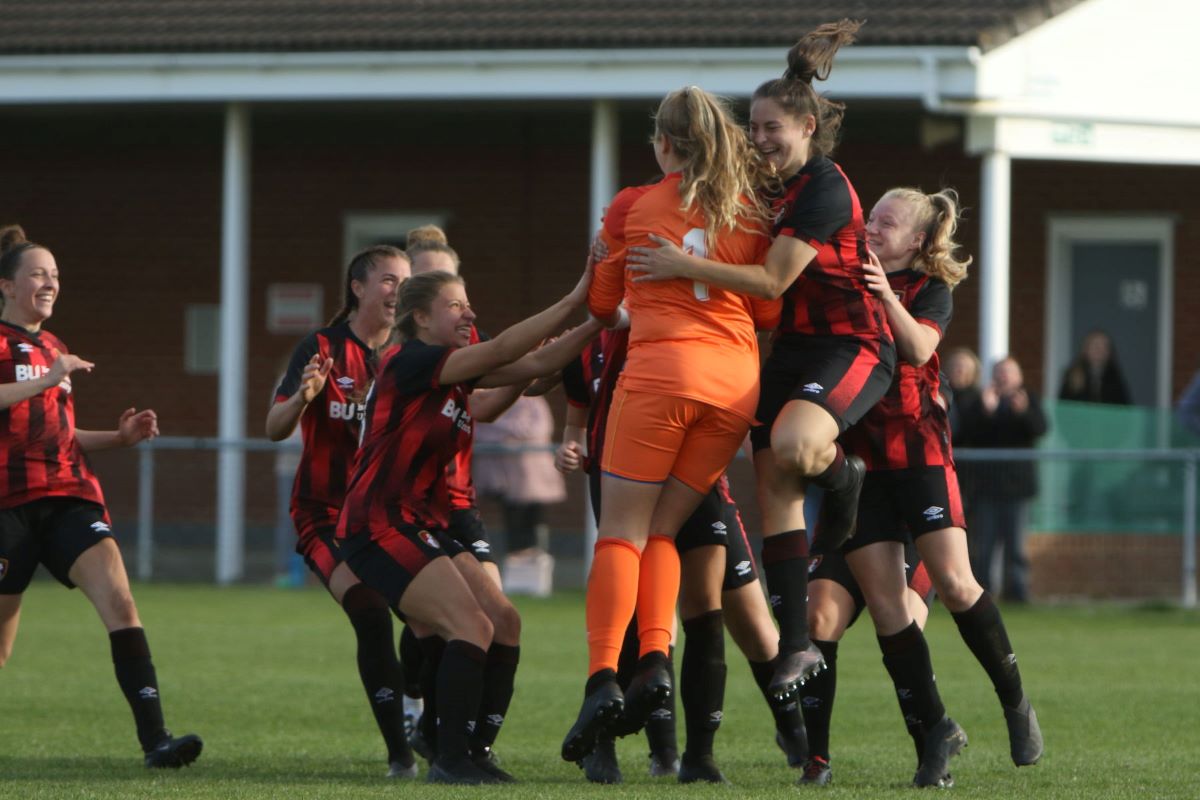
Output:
[419, 530, 441, 550]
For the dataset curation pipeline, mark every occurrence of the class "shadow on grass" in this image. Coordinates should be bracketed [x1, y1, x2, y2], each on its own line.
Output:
[0, 755, 396, 784]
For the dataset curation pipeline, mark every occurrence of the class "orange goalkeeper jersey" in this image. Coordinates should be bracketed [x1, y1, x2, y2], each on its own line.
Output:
[587, 172, 779, 422]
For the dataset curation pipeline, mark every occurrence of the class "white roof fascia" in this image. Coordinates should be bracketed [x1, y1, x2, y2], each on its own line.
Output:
[967, 113, 1200, 166]
[974, 0, 1200, 128]
[0, 46, 977, 105]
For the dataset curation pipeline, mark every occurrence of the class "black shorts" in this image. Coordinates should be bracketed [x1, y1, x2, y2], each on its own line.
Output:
[339, 525, 450, 612]
[293, 506, 344, 587]
[0, 497, 113, 594]
[751, 334, 896, 450]
[808, 544, 934, 628]
[675, 476, 759, 591]
[446, 507, 491, 563]
[843, 466, 967, 553]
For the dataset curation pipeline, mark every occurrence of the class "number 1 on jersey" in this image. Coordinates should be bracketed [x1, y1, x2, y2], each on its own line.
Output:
[682, 228, 709, 302]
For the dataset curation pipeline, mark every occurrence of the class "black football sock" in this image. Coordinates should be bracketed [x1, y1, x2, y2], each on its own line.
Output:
[435, 640, 487, 762]
[680, 611, 726, 759]
[798, 639, 838, 761]
[644, 645, 679, 763]
[110, 627, 168, 752]
[615, 615, 641, 692]
[761, 531, 811, 654]
[399, 624, 423, 698]
[472, 643, 519, 752]
[952, 591, 1025, 708]
[810, 444, 852, 491]
[750, 656, 806, 754]
[342, 584, 412, 765]
[878, 622, 945, 729]
[418, 635, 447, 753]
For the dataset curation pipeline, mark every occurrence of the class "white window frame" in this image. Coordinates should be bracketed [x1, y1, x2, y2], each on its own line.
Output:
[184, 303, 221, 375]
[342, 211, 450, 267]
[1043, 216, 1175, 409]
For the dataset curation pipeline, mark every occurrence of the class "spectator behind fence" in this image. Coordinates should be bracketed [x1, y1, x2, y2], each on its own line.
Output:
[473, 394, 566, 596]
[944, 347, 983, 516]
[955, 356, 1048, 603]
[1058, 330, 1131, 406]
[1178, 370, 1200, 438]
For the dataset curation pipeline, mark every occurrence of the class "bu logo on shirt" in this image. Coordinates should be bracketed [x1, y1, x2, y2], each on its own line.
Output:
[440, 397, 473, 434]
[329, 400, 363, 421]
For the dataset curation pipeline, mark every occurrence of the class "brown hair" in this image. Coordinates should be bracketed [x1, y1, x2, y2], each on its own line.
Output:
[752, 19, 862, 161]
[328, 245, 409, 327]
[407, 224, 460, 270]
[396, 270, 464, 342]
[878, 187, 972, 289]
[0, 225, 43, 281]
[653, 87, 774, 249]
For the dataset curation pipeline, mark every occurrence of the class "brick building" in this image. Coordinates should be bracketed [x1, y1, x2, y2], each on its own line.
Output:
[1, 1, 1197, 584]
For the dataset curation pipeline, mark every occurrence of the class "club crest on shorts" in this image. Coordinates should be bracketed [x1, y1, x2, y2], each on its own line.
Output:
[418, 530, 441, 549]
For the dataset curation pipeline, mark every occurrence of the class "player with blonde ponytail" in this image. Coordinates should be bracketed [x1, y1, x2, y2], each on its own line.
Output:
[797, 186, 1041, 788]
[561, 85, 783, 783]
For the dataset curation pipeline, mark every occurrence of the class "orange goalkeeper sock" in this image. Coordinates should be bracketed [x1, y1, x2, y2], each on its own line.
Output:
[586, 537, 642, 677]
[637, 534, 681, 658]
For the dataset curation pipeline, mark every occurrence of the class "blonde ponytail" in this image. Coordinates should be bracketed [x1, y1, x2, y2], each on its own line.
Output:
[880, 187, 972, 289]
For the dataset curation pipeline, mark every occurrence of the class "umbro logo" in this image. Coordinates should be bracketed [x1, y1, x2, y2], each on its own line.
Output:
[0, 558, 7, 579]
[138, 686, 158, 700]
[91, 521, 111, 533]
[734, 560, 752, 577]
[17, 343, 34, 353]
[922, 506, 945, 521]
[485, 714, 504, 726]
[1005, 653, 1018, 667]
[769, 594, 782, 608]
[709, 711, 723, 723]
[649, 708, 673, 720]
[801, 696, 821, 709]
[336, 376, 355, 389]
[711, 521, 727, 535]
[374, 687, 396, 704]
[471, 540, 491, 554]
[802, 382, 824, 394]
[808, 555, 823, 573]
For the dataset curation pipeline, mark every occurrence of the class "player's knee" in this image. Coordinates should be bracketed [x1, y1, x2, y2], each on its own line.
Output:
[449, 608, 494, 650]
[105, 589, 140, 628]
[0, 644, 11, 668]
[808, 602, 847, 642]
[771, 431, 823, 476]
[491, 601, 521, 645]
[935, 572, 983, 613]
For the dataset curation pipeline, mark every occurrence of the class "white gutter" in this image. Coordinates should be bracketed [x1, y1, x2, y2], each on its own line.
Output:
[0, 46, 979, 104]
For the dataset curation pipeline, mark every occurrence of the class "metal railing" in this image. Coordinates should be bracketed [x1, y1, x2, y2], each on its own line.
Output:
[129, 437, 1199, 607]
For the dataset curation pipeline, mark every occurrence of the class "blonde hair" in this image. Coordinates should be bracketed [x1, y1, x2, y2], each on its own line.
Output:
[653, 86, 775, 250]
[406, 224, 460, 269]
[879, 187, 972, 289]
[396, 270, 464, 342]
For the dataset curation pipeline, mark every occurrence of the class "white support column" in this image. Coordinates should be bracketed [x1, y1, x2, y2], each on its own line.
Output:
[589, 99, 618, 235]
[216, 102, 251, 585]
[583, 99, 617, 579]
[979, 149, 1012, 373]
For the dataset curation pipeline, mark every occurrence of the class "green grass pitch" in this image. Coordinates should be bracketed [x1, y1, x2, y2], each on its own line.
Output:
[2, 582, 1198, 799]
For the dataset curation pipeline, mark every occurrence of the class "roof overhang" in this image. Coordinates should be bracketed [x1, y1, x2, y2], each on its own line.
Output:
[0, 46, 978, 105]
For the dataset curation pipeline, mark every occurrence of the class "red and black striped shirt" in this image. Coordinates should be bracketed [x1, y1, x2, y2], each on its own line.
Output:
[338, 339, 474, 536]
[773, 157, 889, 341]
[842, 270, 954, 470]
[561, 328, 628, 474]
[0, 321, 105, 509]
[446, 325, 484, 511]
[274, 322, 376, 519]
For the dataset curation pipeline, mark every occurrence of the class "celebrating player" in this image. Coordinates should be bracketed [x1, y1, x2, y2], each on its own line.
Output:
[561, 84, 782, 773]
[0, 225, 202, 768]
[266, 245, 417, 778]
[626, 20, 896, 708]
